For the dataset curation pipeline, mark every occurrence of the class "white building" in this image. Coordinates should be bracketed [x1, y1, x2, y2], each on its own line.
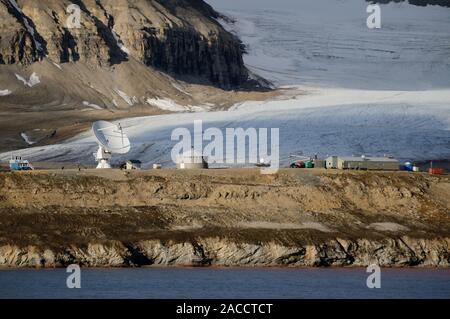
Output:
[326, 156, 399, 171]
[176, 148, 208, 169]
[122, 160, 142, 170]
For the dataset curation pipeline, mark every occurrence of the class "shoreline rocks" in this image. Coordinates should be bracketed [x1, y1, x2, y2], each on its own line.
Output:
[1, 237, 448, 268]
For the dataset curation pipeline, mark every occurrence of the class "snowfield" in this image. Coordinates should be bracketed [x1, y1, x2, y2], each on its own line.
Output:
[2, 87, 449, 167]
[209, 0, 450, 90]
[1, 0, 449, 167]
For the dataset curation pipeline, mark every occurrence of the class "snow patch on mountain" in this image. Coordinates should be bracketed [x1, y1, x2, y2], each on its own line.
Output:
[112, 30, 130, 55]
[171, 82, 192, 96]
[82, 101, 103, 110]
[146, 98, 212, 113]
[8, 0, 43, 51]
[114, 89, 136, 106]
[15, 73, 40, 87]
[146, 98, 187, 112]
[20, 133, 35, 145]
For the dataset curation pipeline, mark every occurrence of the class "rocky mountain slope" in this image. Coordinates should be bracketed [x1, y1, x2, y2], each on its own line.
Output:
[0, 0, 251, 88]
[0, 0, 273, 152]
[368, 0, 450, 7]
[0, 169, 448, 267]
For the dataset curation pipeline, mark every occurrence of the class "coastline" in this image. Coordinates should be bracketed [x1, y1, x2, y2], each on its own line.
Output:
[0, 237, 449, 269]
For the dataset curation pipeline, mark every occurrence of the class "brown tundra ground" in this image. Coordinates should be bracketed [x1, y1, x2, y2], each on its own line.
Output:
[0, 168, 449, 268]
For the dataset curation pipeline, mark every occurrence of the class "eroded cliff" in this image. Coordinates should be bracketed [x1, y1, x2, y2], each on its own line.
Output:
[0, 169, 449, 268]
[0, 0, 250, 88]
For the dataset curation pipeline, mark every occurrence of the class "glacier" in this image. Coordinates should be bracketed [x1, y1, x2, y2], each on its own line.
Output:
[209, 0, 450, 89]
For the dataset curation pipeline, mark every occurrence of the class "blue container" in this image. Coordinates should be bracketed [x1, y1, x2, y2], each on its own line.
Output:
[402, 162, 413, 171]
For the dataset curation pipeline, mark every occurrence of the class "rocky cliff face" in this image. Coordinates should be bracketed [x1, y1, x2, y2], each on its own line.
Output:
[367, 0, 450, 7]
[0, 169, 449, 268]
[0, 0, 250, 88]
[0, 0, 274, 153]
[1, 237, 449, 268]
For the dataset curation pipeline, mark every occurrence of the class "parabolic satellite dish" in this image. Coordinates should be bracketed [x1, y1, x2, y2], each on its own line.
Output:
[92, 120, 130, 169]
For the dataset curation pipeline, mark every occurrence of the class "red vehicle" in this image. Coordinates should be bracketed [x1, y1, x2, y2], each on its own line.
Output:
[290, 160, 305, 168]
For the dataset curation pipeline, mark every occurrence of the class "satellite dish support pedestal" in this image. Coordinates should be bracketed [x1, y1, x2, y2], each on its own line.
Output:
[95, 146, 112, 169]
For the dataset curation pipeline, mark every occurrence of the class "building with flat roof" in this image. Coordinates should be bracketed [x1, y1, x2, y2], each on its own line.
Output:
[326, 156, 399, 171]
[176, 148, 208, 169]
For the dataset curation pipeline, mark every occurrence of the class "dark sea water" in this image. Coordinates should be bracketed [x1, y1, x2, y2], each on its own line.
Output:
[0, 268, 449, 299]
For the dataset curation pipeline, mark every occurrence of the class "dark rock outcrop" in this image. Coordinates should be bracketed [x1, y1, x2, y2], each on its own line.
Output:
[1, 237, 449, 268]
[0, 0, 252, 89]
[142, 27, 247, 88]
[367, 0, 450, 7]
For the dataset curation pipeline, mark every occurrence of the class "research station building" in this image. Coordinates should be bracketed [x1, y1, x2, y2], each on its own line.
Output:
[326, 156, 399, 171]
[176, 149, 208, 169]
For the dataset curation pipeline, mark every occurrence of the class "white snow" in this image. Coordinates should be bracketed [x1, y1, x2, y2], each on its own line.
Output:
[147, 98, 187, 112]
[114, 89, 134, 106]
[230, 86, 450, 113]
[82, 101, 103, 110]
[146, 98, 212, 113]
[0, 89, 12, 96]
[15, 72, 40, 87]
[3, 86, 450, 167]
[188, 105, 211, 112]
[8, 0, 43, 51]
[20, 133, 35, 145]
[112, 30, 130, 55]
[208, 0, 450, 90]
[15, 74, 28, 86]
[171, 82, 192, 96]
